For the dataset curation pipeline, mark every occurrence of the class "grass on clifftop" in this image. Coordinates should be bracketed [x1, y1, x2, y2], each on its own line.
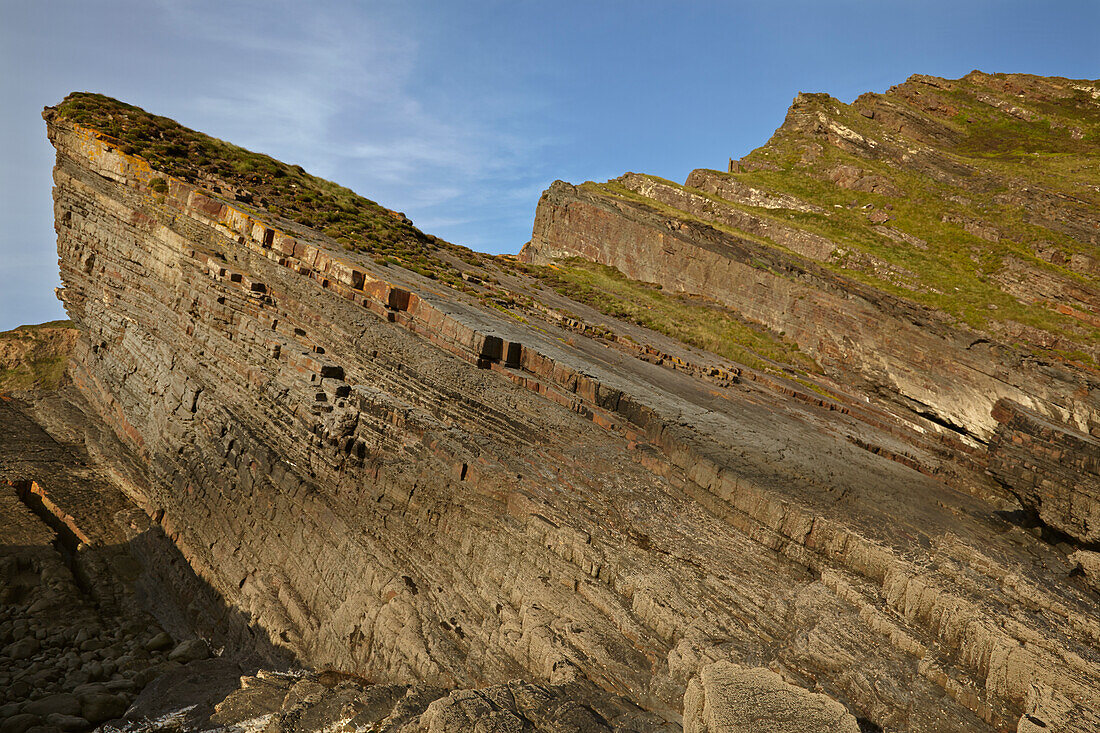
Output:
[597, 73, 1100, 363]
[535, 259, 820, 375]
[52, 93, 479, 288]
[53, 92, 815, 375]
[0, 321, 77, 392]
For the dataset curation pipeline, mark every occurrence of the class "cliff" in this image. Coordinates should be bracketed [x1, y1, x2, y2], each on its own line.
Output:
[522, 71, 1100, 545]
[8, 81, 1100, 730]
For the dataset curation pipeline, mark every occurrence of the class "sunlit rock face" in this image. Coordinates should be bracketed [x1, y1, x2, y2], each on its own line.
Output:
[14, 76, 1100, 731]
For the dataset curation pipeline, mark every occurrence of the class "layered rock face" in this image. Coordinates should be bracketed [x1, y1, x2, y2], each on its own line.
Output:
[989, 399, 1100, 543]
[522, 71, 1100, 544]
[34, 80, 1100, 732]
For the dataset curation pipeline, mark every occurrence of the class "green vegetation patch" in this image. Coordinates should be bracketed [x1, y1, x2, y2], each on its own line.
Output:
[53, 93, 479, 286]
[646, 81, 1100, 360]
[0, 321, 77, 392]
[533, 259, 820, 375]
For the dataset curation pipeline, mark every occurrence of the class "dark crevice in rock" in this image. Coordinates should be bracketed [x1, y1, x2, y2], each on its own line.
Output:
[8, 479, 95, 600]
[907, 400, 984, 444]
[994, 507, 1100, 553]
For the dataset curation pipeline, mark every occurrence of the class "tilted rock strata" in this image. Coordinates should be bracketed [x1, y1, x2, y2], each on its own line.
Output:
[44, 98, 1100, 733]
[521, 72, 1100, 562]
[990, 399, 1100, 543]
[523, 72, 1100, 440]
[523, 179, 1094, 445]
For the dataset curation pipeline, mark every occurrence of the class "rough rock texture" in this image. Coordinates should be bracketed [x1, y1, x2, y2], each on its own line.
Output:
[117, 670, 674, 733]
[524, 178, 1098, 446]
[522, 72, 1100, 554]
[28, 81, 1100, 733]
[521, 74, 1100, 449]
[989, 399, 1100, 543]
[682, 662, 861, 733]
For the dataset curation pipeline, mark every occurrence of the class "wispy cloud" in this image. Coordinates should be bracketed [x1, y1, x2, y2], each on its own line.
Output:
[146, 1, 556, 252]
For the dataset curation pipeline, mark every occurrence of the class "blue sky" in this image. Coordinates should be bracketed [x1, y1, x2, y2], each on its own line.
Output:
[1, 0, 1097, 330]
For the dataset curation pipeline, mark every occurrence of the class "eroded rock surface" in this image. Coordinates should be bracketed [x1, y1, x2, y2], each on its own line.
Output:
[683, 662, 860, 733]
[9, 78, 1100, 732]
[114, 670, 675, 733]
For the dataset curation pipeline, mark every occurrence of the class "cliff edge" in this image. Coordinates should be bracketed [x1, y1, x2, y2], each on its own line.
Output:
[6, 80, 1099, 731]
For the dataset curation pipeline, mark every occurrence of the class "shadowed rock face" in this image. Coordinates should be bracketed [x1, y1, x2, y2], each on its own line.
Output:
[0, 390, 287, 730]
[15, 77, 1100, 731]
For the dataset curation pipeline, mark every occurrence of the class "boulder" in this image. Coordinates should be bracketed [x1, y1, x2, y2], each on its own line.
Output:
[167, 639, 209, 664]
[683, 662, 861, 733]
[78, 693, 127, 725]
[143, 632, 172, 652]
[0, 715, 42, 733]
[6, 638, 40, 661]
[23, 695, 80, 717]
[43, 715, 89, 732]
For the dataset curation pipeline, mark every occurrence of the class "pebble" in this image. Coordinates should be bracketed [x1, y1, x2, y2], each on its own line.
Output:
[7, 639, 40, 661]
[83, 662, 103, 683]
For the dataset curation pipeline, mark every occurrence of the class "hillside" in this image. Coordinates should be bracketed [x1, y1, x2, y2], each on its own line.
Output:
[533, 72, 1100, 362]
[0, 321, 78, 392]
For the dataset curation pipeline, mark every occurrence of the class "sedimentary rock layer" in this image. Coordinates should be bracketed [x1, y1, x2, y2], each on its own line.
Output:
[521, 71, 1100, 449]
[44, 90, 1100, 733]
[521, 72, 1100, 552]
[523, 179, 1098, 446]
[990, 399, 1100, 543]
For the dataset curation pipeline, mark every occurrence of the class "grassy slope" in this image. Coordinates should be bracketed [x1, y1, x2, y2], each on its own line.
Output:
[53, 93, 484, 290]
[535, 259, 819, 375]
[582, 73, 1100, 364]
[54, 92, 817, 377]
[0, 321, 77, 392]
[737, 74, 1100, 352]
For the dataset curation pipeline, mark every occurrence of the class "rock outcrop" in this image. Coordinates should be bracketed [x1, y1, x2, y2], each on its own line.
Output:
[683, 662, 861, 733]
[7, 78, 1099, 731]
[989, 399, 1100, 543]
[524, 73, 1100, 434]
[522, 71, 1100, 549]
